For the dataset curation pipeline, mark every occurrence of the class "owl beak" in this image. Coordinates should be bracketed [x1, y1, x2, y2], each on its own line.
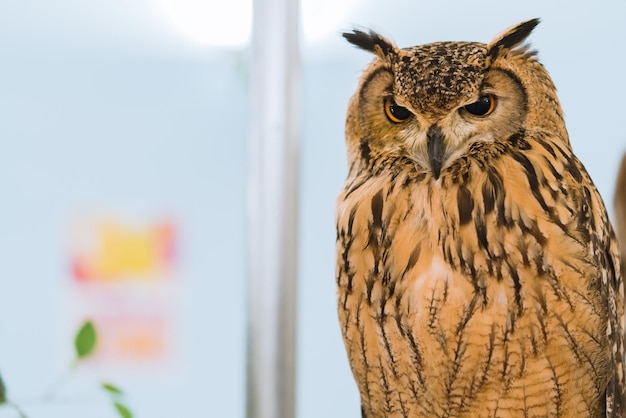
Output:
[427, 125, 446, 179]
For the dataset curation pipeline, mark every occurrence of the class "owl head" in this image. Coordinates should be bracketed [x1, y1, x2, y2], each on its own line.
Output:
[344, 19, 565, 179]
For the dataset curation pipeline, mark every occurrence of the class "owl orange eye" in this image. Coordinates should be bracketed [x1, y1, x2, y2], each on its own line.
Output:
[384, 97, 412, 123]
[464, 94, 496, 116]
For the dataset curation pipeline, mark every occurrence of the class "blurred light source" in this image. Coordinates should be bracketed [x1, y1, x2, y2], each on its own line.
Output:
[301, 0, 357, 42]
[156, 0, 356, 47]
[157, 0, 253, 47]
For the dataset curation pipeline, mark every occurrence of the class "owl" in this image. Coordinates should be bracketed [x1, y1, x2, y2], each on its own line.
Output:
[336, 19, 625, 417]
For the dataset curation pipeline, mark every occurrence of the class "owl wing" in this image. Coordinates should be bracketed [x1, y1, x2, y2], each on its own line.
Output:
[611, 154, 626, 416]
[569, 150, 625, 417]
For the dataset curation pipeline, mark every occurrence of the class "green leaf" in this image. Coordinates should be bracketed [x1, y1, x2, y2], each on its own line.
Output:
[74, 320, 97, 359]
[102, 382, 124, 396]
[0, 372, 6, 404]
[114, 402, 133, 418]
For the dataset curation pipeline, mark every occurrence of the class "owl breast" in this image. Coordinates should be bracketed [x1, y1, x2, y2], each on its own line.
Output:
[336, 146, 610, 418]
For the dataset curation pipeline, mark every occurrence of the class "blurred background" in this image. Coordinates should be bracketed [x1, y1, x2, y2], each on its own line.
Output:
[0, 0, 625, 417]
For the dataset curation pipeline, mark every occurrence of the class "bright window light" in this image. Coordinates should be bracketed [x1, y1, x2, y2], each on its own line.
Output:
[157, 0, 253, 47]
[301, 0, 357, 43]
[156, 0, 356, 47]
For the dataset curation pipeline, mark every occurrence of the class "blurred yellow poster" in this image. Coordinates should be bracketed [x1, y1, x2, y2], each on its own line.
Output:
[68, 216, 178, 365]
[72, 219, 175, 282]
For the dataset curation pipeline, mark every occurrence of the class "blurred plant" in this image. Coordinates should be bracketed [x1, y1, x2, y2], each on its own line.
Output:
[0, 320, 133, 418]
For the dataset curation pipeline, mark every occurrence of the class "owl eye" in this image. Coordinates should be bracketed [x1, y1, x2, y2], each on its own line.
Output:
[463, 95, 496, 116]
[384, 97, 413, 123]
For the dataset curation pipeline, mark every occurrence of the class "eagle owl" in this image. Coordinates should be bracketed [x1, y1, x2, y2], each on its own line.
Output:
[336, 19, 626, 417]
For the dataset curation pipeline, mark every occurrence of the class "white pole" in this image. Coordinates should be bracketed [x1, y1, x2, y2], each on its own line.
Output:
[246, 0, 299, 416]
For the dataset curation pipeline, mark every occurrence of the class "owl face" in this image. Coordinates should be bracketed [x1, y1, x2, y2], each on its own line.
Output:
[345, 19, 543, 179]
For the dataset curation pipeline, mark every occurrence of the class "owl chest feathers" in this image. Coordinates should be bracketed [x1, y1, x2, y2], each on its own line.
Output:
[336, 139, 611, 417]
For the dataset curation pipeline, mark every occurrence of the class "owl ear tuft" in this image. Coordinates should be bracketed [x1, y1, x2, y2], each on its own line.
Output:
[487, 18, 540, 63]
[343, 29, 397, 62]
